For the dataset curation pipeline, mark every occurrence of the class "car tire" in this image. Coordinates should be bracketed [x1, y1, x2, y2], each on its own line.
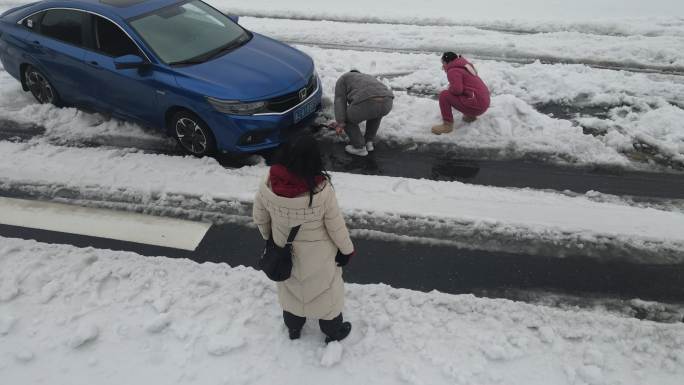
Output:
[171, 111, 217, 157]
[24, 65, 61, 106]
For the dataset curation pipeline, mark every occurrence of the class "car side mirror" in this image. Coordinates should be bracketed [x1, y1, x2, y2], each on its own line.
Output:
[227, 14, 239, 23]
[114, 54, 146, 70]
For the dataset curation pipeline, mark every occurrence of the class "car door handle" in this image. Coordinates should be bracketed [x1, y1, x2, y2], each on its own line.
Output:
[88, 61, 100, 68]
[31, 40, 41, 46]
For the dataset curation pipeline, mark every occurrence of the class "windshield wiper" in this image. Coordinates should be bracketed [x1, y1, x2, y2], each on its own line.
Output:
[169, 58, 210, 67]
[168, 33, 251, 67]
[204, 34, 250, 61]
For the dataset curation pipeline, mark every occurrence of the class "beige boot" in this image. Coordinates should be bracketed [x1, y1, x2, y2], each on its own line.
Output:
[431, 121, 454, 135]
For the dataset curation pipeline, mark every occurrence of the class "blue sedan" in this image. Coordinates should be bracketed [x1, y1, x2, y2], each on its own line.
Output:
[0, 0, 321, 156]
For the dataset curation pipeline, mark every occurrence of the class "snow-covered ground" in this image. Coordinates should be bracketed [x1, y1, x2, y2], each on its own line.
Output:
[1, 237, 683, 385]
[1, 1, 684, 383]
[302, 46, 684, 166]
[241, 17, 684, 71]
[1, 141, 683, 262]
[218, 0, 684, 33]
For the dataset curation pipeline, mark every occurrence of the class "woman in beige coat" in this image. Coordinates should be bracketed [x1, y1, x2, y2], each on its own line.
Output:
[253, 134, 355, 343]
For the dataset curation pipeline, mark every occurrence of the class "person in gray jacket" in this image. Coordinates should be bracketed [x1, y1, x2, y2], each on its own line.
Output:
[331, 70, 394, 157]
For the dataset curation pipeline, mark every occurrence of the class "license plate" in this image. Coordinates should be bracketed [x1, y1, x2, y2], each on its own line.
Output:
[293, 99, 317, 124]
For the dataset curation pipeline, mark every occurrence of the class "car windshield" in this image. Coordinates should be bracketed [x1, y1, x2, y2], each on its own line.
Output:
[129, 0, 248, 65]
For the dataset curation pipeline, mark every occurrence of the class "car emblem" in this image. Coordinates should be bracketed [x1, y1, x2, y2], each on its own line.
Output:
[299, 88, 308, 101]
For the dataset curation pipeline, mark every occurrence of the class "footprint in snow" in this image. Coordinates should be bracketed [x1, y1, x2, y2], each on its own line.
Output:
[206, 333, 246, 356]
[14, 348, 34, 363]
[0, 281, 20, 303]
[392, 179, 410, 194]
[145, 314, 172, 334]
[152, 296, 173, 314]
[68, 323, 99, 349]
[39, 280, 62, 304]
[0, 315, 16, 336]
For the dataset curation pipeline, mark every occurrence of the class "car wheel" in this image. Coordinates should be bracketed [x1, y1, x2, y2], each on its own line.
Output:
[172, 111, 217, 157]
[24, 65, 60, 105]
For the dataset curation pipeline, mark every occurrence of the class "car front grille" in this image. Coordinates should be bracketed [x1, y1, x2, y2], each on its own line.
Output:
[265, 74, 317, 113]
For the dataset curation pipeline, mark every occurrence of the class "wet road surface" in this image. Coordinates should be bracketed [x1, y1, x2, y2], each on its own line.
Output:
[311, 138, 684, 199]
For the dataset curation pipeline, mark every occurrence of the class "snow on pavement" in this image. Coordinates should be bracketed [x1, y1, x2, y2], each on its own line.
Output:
[0, 236, 683, 385]
[216, 0, 684, 36]
[1, 141, 684, 260]
[240, 17, 684, 71]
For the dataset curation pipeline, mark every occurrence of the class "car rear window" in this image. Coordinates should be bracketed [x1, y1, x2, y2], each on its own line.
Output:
[93, 16, 141, 57]
[40, 9, 85, 47]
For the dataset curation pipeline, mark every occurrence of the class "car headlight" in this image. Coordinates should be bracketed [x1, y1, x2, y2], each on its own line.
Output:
[206, 97, 267, 115]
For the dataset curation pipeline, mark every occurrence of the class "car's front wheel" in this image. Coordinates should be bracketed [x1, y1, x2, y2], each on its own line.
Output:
[171, 111, 217, 157]
[24, 65, 60, 106]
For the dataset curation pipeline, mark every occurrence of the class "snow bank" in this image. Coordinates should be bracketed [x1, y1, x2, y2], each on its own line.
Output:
[240, 17, 684, 71]
[301, 45, 684, 165]
[1, 236, 683, 385]
[212, 0, 684, 36]
[1, 141, 684, 256]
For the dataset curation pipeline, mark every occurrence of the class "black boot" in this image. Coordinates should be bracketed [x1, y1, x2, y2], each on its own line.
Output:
[324, 322, 352, 344]
[283, 311, 306, 341]
[288, 328, 302, 340]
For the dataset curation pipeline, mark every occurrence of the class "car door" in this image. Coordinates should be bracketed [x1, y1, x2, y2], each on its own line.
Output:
[30, 9, 94, 106]
[82, 14, 158, 124]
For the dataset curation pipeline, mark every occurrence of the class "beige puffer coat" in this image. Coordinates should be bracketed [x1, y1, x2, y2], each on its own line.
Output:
[253, 174, 354, 320]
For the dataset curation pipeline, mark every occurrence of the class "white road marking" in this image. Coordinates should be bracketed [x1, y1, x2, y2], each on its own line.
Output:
[0, 197, 210, 251]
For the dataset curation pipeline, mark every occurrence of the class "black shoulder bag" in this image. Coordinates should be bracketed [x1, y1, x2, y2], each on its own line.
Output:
[259, 225, 301, 282]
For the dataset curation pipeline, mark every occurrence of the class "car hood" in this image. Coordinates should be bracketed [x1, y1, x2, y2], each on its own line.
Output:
[173, 33, 314, 101]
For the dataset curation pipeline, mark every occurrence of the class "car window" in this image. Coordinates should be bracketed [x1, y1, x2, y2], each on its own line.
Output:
[21, 12, 44, 30]
[129, 0, 246, 65]
[93, 16, 141, 57]
[40, 9, 85, 46]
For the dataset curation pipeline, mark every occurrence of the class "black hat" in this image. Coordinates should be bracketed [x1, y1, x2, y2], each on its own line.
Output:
[441, 52, 461, 64]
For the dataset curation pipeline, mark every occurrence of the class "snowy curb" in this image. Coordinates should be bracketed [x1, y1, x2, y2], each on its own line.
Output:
[2, 180, 684, 264]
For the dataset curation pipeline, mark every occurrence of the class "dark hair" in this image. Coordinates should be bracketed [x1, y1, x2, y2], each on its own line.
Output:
[441, 52, 461, 64]
[275, 133, 330, 206]
[349, 69, 360, 73]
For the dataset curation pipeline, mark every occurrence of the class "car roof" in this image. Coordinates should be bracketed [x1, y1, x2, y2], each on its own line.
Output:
[35, 0, 186, 20]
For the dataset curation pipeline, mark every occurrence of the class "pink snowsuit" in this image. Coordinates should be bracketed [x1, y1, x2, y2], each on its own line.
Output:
[439, 57, 491, 122]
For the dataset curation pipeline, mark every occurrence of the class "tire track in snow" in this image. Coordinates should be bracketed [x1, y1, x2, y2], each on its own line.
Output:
[230, 13, 684, 38]
[233, 13, 538, 35]
[287, 40, 684, 76]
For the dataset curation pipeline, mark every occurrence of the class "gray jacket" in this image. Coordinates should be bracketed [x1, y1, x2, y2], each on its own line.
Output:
[334, 72, 394, 123]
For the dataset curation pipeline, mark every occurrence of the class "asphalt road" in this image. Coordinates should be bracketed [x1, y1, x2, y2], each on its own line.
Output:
[312, 138, 684, 199]
[2, 221, 682, 303]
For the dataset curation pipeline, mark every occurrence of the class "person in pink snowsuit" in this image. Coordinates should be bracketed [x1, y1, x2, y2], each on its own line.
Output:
[431, 52, 491, 135]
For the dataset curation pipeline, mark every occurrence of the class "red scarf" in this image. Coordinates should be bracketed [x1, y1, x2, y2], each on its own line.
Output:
[269, 164, 326, 198]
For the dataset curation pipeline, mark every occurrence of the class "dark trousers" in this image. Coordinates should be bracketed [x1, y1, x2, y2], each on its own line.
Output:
[283, 311, 343, 339]
[344, 97, 394, 148]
